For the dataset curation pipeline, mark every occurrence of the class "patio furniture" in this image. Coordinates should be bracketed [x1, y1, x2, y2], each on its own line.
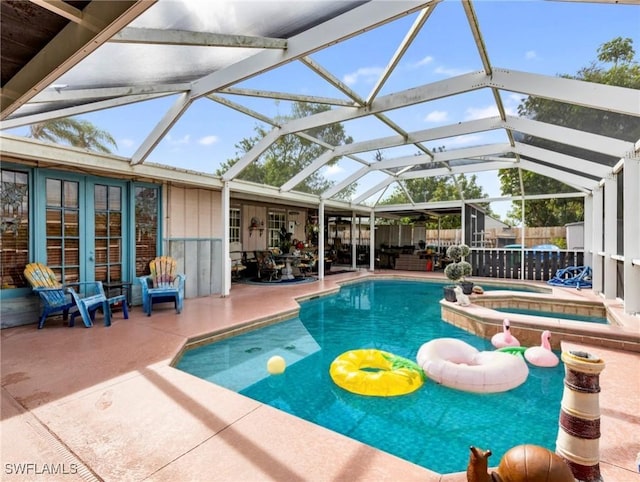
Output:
[23, 262, 110, 329]
[295, 255, 312, 278]
[230, 242, 246, 281]
[70, 293, 129, 327]
[67, 283, 112, 327]
[256, 251, 282, 282]
[138, 256, 185, 315]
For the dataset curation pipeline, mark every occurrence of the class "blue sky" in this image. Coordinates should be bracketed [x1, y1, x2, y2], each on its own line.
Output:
[9, 0, 640, 220]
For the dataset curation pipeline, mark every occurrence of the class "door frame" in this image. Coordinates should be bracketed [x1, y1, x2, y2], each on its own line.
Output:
[34, 169, 131, 283]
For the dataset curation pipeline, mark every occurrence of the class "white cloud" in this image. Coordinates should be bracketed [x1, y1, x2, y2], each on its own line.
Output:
[507, 93, 524, 104]
[167, 134, 191, 146]
[323, 164, 344, 177]
[424, 110, 448, 122]
[411, 55, 434, 68]
[525, 50, 537, 60]
[198, 135, 219, 146]
[463, 102, 519, 121]
[464, 105, 499, 121]
[343, 66, 383, 86]
[119, 138, 135, 148]
[434, 65, 469, 77]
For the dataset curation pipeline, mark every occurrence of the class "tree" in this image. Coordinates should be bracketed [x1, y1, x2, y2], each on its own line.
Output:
[216, 102, 354, 196]
[29, 118, 117, 153]
[499, 37, 640, 226]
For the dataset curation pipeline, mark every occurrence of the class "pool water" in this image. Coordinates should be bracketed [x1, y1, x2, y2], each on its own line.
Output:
[176, 280, 564, 474]
[495, 307, 608, 324]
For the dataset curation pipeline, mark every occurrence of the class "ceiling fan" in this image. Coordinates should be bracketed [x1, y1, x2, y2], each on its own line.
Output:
[410, 213, 430, 225]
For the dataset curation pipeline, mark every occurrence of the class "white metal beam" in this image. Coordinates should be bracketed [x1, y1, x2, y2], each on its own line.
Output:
[401, 160, 516, 179]
[228, 178, 370, 215]
[333, 116, 503, 158]
[1, 92, 171, 130]
[298, 56, 365, 107]
[278, 68, 640, 139]
[132, 1, 429, 167]
[353, 178, 397, 204]
[131, 92, 192, 165]
[603, 176, 617, 298]
[280, 150, 336, 191]
[111, 28, 288, 49]
[207, 94, 366, 168]
[514, 143, 612, 179]
[517, 159, 596, 192]
[220, 87, 354, 107]
[375, 143, 512, 171]
[490, 68, 640, 117]
[322, 166, 371, 200]
[189, 1, 431, 99]
[375, 200, 461, 213]
[278, 70, 489, 135]
[221, 128, 282, 180]
[1, 1, 155, 119]
[366, 6, 436, 104]
[206, 94, 279, 127]
[623, 157, 640, 314]
[504, 116, 635, 159]
[26, 83, 191, 103]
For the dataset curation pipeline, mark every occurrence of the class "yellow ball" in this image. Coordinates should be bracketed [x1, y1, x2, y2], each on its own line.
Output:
[267, 355, 286, 375]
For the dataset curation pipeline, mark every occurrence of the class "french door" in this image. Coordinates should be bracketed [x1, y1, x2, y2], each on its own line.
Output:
[41, 173, 129, 285]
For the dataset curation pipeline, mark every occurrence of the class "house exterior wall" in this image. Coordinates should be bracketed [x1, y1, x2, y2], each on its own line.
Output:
[161, 186, 224, 300]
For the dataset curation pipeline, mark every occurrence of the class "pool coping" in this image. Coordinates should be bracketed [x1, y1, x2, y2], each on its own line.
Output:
[2, 270, 639, 481]
[440, 291, 640, 352]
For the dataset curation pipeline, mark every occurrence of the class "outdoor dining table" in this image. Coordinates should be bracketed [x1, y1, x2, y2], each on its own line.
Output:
[276, 254, 300, 280]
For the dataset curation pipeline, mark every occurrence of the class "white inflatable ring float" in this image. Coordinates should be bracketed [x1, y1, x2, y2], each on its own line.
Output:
[417, 338, 529, 393]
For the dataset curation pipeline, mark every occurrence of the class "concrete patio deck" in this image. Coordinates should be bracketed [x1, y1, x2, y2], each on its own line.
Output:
[2, 271, 639, 481]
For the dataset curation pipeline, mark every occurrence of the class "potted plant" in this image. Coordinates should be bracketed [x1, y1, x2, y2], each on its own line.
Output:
[443, 244, 474, 300]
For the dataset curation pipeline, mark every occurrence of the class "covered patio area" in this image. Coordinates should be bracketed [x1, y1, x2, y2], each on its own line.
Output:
[2, 272, 639, 481]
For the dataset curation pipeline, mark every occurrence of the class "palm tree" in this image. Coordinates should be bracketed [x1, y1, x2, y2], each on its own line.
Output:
[29, 118, 117, 153]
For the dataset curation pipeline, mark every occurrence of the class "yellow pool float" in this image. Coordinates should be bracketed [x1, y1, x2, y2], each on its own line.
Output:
[330, 349, 425, 397]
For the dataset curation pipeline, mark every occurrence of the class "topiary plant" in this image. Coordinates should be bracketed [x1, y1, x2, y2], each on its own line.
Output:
[444, 262, 463, 282]
[445, 244, 473, 289]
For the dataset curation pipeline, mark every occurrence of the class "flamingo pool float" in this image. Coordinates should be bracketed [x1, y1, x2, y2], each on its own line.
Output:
[524, 330, 559, 367]
[491, 319, 520, 348]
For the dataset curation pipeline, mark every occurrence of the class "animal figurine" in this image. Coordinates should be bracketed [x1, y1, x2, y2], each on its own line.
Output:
[466, 445, 574, 482]
[524, 330, 559, 367]
[491, 319, 520, 348]
[472, 285, 484, 294]
[453, 285, 471, 306]
[467, 446, 492, 482]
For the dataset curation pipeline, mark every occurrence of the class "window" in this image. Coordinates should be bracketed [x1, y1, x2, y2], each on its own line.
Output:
[135, 186, 159, 276]
[45, 178, 80, 284]
[1, 169, 29, 288]
[229, 208, 240, 243]
[94, 184, 122, 282]
[268, 210, 286, 248]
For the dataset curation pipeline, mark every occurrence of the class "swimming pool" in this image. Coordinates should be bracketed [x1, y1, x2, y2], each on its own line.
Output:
[176, 279, 564, 474]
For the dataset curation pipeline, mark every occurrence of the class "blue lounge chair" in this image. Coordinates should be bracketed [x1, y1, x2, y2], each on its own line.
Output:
[138, 256, 185, 316]
[548, 266, 592, 289]
[24, 263, 110, 328]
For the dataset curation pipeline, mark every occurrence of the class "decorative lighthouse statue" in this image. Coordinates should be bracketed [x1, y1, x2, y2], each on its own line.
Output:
[556, 350, 606, 481]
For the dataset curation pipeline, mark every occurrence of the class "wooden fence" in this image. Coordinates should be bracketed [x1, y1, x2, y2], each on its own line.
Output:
[469, 248, 585, 281]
